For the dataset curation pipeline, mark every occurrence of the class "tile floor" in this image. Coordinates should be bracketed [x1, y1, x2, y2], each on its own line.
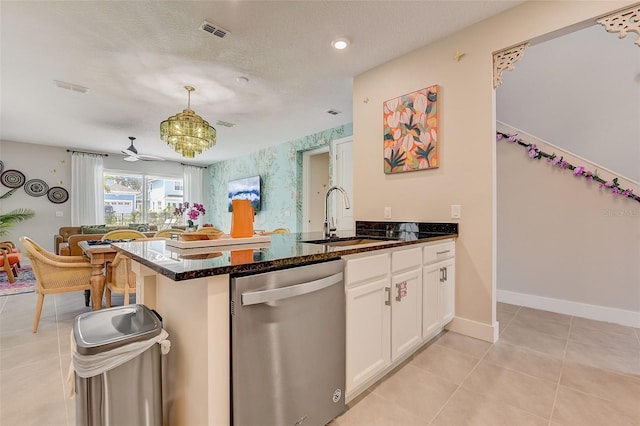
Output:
[1, 292, 639, 426]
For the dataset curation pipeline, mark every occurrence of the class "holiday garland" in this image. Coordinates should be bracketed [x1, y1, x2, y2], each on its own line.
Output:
[497, 132, 639, 204]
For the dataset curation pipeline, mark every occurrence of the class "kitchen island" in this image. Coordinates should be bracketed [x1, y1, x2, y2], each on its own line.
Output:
[113, 221, 457, 425]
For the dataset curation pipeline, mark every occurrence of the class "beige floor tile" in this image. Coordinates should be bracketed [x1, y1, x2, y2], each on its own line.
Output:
[483, 341, 563, 382]
[411, 343, 480, 385]
[462, 362, 557, 419]
[564, 340, 640, 376]
[552, 385, 640, 426]
[0, 356, 68, 426]
[432, 387, 548, 426]
[0, 331, 61, 370]
[560, 360, 640, 407]
[571, 316, 638, 338]
[335, 391, 426, 425]
[500, 321, 568, 359]
[516, 307, 571, 325]
[497, 302, 520, 315]
[433, 331, 492, 359]
[510, 313, 571, 339]
[569, 324, 640, 353]
[372, 363, 457, 423]
[496, 310, 515, 335]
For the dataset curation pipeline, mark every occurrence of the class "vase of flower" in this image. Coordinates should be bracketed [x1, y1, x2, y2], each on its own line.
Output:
[174, 202, 206, 232]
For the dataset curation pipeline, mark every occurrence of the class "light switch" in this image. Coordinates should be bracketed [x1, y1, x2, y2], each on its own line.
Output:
[451, 205, 461, 219]
[384, 207, 392, 219]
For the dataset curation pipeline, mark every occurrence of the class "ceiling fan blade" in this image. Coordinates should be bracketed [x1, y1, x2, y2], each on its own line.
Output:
[123, 155, 139, 162]
[137, 154, 166, 161]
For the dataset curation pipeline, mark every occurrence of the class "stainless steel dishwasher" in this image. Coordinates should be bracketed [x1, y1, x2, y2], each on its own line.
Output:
[231, 260, 346, 426]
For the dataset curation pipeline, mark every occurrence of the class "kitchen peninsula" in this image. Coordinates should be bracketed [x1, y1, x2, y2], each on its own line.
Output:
[113, 221, 458, 425]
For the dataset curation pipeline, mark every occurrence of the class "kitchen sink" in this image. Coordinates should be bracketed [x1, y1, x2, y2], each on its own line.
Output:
[302, 236, 398, 247]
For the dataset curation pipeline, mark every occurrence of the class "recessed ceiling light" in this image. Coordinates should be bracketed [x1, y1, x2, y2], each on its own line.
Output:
[331, 38, 349, 50]
[236, 76, 249, 85]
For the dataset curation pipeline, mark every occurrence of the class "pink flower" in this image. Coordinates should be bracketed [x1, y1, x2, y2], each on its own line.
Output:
[507, 134, 518, 143]
[496, 134, 503, 141]
[585, 171, 593, 181]
[605, 181, 614, 188]
[573, 166, 584, 176]
[612, 188, 619, 195]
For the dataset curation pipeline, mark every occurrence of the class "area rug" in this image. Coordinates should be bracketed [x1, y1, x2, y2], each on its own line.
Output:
[0, 266, 36, 296]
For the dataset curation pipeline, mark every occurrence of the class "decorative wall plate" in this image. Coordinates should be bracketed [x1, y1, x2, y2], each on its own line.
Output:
[0, 160, 4, 174]
[1, 169, 26, 188]
[24, 179, 49, 197]
[47, 186, 69, 204]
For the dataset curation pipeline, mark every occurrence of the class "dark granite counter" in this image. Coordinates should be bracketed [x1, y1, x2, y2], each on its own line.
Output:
[112, 221, 458, 281]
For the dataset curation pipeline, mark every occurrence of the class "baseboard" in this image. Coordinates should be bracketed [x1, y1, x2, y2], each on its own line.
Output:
[497, 289, 640, 328]
[446, 316, 498, 343]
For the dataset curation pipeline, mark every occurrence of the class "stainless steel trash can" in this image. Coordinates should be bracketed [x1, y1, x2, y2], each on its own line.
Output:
[73, 304, 163, 426]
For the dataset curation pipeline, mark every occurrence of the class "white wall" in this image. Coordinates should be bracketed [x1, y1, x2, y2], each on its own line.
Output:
[1, 141, 71, 252]
[497, 25, 640, 182]
[353, 1, 635, 341]
[496, 124, 639, 325]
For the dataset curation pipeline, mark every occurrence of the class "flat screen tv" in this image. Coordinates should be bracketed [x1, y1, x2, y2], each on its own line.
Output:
[228, 175, 261, 212]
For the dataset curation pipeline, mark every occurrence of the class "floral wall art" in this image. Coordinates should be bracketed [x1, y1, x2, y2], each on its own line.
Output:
[383, 85, 439, 174]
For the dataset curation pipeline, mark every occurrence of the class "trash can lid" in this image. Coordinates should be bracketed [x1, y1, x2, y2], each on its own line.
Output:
[74, 304, 162, 355]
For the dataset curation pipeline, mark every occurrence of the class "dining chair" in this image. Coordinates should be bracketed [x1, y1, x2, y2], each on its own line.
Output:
[270, 227, 290, 234]
[153, 228, 185, 238]
[20, 236, 92, 332]
[104, 252, 136, 308]
[1, 240, 22, 267]
[101, 229, 147, 240]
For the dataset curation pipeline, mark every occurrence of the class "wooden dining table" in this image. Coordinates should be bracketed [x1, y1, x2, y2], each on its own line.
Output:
[78, 240, 118, 310]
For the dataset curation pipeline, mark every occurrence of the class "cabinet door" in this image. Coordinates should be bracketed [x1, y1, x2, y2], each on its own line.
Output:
[345, 277, 391, 396]
[440, 259, 455, 325]
[422, 263, 441, 339]
[390, 268, 422, 362]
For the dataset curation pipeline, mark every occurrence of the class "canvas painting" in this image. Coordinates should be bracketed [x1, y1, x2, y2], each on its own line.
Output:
[383, 85, 439, 173]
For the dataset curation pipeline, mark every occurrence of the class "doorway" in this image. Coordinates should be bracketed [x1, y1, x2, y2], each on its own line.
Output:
[302, 137, 353, 233]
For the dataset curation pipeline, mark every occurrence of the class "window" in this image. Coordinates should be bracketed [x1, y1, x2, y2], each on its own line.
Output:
[103, 172, 183, 228]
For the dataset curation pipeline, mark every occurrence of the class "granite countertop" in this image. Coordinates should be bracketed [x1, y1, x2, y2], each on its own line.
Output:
[112, 221, 458, 281]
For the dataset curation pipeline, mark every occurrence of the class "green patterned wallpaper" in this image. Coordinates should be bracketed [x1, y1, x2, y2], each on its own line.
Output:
[207, 123, 353, 233]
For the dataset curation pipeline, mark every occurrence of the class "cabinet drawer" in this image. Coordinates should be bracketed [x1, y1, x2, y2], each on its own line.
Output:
[423, 240, 455, 264]
[345, 253, 390, 286]
[391, 247, 422, 273]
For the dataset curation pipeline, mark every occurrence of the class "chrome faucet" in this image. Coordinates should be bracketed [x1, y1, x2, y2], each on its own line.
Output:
[323, 186, 351, 238]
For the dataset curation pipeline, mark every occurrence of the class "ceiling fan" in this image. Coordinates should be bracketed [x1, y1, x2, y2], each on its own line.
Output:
[121, 136, 165, 162]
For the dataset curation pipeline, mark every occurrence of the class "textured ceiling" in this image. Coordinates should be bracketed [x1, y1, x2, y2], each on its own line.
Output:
[1, 1, 523, 165]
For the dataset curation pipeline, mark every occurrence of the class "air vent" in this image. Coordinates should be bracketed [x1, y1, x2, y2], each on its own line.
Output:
[216, 120, 236, 128]
[199, 21, 230, 39]
[54, 80, 89, 93]
[326, 109, 341, 115]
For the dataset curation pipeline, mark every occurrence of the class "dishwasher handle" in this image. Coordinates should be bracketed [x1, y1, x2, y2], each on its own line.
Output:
[241, 271, 344, 306]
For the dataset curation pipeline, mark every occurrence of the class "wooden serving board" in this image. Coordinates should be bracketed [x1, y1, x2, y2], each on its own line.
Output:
[165, 234, 271, 249]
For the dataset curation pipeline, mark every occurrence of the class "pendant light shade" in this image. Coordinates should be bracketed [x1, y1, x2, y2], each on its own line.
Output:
[160, 86, 216, 158]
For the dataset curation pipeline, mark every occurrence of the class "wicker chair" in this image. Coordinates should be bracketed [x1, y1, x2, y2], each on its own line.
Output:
[20, 236, 92, 333]
[104, 252, 136, 308]
[153, 228, 185, 238]
[270, 227, 290, 234]
[1, 240, 22, 267]
[101, 229, 147, 240]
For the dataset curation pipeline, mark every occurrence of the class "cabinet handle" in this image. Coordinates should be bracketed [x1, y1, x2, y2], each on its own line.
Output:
[395, 283, 402, 302]
[440, 267, 445, 283]
[443, 267, 448, 281]
[436, 250, 450, 255]
[385, 287, 391, 306]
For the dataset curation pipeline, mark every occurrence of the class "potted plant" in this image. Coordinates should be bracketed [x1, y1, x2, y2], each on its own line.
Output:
[0, 189, 35, 236]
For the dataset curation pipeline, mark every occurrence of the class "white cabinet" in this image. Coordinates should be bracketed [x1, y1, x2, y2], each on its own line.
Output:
[390, 248, 422, 362]
[422, 240, 455, 341]
[345, 247, 422, 399]
[345, 253, 390, 397]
